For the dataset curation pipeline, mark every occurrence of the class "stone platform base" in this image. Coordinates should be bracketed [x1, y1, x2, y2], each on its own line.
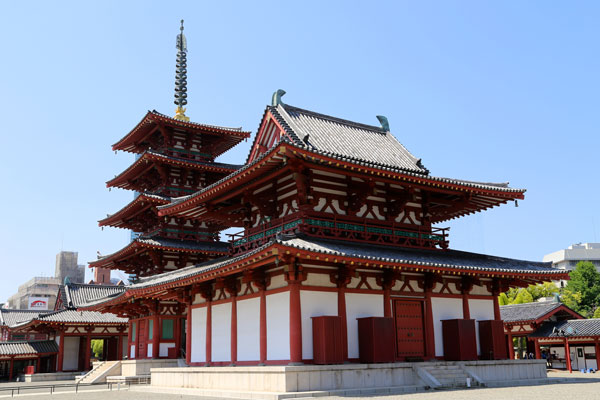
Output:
[21, 371, 83, 382]
[149, 359, 547, 399]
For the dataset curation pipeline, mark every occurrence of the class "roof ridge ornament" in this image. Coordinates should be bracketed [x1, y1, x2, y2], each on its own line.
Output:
[174, 19, 190, 122]
[272, 89, 286, 106]
[376, 115, 389, 132]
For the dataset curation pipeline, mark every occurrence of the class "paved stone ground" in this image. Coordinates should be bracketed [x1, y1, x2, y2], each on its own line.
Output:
[3, 371, 600, 399]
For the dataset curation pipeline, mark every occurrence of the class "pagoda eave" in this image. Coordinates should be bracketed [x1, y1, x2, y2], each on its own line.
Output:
[112, 110, 250, 155]
[89, 237, 229, 275]
[99, 193, 170, 228]
[106, 150, 239, 190]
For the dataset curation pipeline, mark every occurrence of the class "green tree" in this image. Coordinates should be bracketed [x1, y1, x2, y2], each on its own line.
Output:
[560, 288, 583, 313]
[498, 292, 510, 306]
[527, 282, 560, 301]
[91, 339, 104, 359]
[512, 289, 534, 304]
[593, 307, 600, 319]
[565, 261, 600, 314]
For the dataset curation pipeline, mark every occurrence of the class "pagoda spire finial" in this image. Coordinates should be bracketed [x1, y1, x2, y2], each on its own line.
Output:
[174, 19, 190, 122]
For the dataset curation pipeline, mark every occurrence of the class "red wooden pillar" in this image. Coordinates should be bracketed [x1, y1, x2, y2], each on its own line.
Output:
[338, 284, 348, 361]
[57, 330, 65, 372]
[383, 288, 392, 318]
[534, 339, 541, 359]
[9, 358, 14, 381]
[259, 286, 267, 364]
[117, 333, 123, 360]
[594, 340, 600, 371]
[231, 294, 238, 365]
[186, 298, 193, 365]
[85, 332, 92, 371]
[493, 294, 501, 321]
[36, 357, 41, 373]
[152, 314, 160, 359]
[206, 299, 212, 366]
[461, 277, 472, 320]
[424, 275, 436, 360]
[507, 332, 515, 359]
[289, 281, 302, 364]
[134, 320, 140, 359]
[564, 338, 572, 373]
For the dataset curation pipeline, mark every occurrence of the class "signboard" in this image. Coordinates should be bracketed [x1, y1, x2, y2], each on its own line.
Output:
[28, 296, 49, 310]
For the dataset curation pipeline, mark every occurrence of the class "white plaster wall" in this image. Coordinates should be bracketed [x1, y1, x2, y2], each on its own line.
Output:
[63, 337, 80, 371]
[469, 299, 494, 356]
[269, 274, 286, 290]
[431, 297, 463, 357]
[237, 297, 260, 361]
[191, 307, 206, 363]
[470, 284, 491, 296]
[300, 290, 338, 360]
[130, 345, 135, 359]
[266, 291, 290, 360]
[147, 343, 153, 357]
[159, 343, 175, 357]
[304, 273, 336, 288]
[212, 302, 232, 362]
[345, 293, 384, 359]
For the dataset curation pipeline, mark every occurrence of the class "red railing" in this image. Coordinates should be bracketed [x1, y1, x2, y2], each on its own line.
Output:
[228, 213, 449, 256]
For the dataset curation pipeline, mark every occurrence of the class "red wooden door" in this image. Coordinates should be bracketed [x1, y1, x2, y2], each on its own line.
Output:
[394, 300, 425, 359]
[138, 320, 147, 359]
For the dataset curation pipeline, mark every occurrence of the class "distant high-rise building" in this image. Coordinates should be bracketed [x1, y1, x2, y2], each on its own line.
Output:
[55, 251, 85, 284]
[5, 277, 61, 310]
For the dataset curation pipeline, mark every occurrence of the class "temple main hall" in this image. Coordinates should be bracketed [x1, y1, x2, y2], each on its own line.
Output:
[80, 21, 568, 396]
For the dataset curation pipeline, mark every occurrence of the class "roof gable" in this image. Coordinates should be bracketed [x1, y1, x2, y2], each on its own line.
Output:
[500, 301, 583, 323]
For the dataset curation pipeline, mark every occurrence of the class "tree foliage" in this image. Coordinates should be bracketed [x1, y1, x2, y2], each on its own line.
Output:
[565, 261, 600, 315]
[91, 339, 103, 359]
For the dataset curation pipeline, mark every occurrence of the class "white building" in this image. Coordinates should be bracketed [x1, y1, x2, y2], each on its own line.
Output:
[543, 243, 600, 273]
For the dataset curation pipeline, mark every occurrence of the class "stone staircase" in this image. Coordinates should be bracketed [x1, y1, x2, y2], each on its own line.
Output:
[77, 360, 121, 384]
[415, 364, 483, 389]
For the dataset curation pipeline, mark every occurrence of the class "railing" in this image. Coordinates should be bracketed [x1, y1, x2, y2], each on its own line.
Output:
[0, 380, 140, 397]
[228, 213, 449, 255]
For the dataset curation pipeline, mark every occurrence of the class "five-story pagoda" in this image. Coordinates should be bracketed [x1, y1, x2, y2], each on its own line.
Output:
[89, 21, 250, 359]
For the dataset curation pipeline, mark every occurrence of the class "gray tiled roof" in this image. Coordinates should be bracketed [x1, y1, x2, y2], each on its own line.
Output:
[85, 234, 564, 310]
[500, 301, 570, 323]
[529, 319, 600, 338]
[0, 310, 51, 328]
[136, 237, 230, 252]
[161, 136, 524, 214]
[34, 310, 127, 324]
[270, 104, 429, 175]
[0, 340, 58, 356]
[65, 283, 126, 309]
[276, 235, 561, 275]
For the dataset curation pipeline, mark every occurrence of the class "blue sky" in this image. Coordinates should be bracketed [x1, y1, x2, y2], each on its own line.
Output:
[0, 1, 598, 302]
